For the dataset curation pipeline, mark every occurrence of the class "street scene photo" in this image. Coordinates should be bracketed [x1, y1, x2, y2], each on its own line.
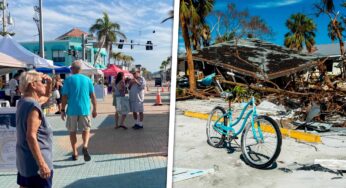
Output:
[174, 0, 346, 187]
[0, 0, 173, 187]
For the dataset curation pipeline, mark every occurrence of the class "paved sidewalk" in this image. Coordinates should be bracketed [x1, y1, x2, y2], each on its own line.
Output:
[0, 85, 170, 188]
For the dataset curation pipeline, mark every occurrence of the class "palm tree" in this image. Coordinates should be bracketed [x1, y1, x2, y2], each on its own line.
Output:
[201, 24, 211, 47]
[111, 52, 123, 65]
[161, 60, 169, 72]
[315, 0, 346, 77]
[328, 20, 345, 42]
[284, 13, 316, 52]
[180, 0, 214, 92]
[90, 12, 126, 66]
[122, 55, 134, 70]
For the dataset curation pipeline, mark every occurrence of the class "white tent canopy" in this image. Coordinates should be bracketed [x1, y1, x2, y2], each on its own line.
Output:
[0, 35, 54, 68]
[0, 52, 27, 68]
[0, 52, 27, 75]
[69, 60, 103, 75]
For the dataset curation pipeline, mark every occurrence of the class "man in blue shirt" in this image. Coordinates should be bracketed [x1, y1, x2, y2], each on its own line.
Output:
[61, 60, 97, 161]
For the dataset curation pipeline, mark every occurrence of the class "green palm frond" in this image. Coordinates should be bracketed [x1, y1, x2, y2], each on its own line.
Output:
[284, 13, 316, 52]
[328, 20, 344, 42]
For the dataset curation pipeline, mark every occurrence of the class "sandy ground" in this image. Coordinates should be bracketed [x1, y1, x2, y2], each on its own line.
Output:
[173, 99, 346, 188]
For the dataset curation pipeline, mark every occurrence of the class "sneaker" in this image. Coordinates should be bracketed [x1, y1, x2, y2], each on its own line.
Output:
[82, 147, 91, 161]
[133, 124, 143, 129]
[132, 124, 140, 129]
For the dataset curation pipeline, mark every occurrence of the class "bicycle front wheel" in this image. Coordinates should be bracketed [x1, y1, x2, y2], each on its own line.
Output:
[241, 115, 282, 169]
[206, 106, 227, 148]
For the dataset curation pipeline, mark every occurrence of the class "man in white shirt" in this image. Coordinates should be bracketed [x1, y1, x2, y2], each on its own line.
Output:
[8, 73, 19, 106]
[129, 70, 146, 129]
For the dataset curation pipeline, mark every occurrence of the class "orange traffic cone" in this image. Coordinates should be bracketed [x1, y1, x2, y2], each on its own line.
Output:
[155, 90, 163, 106]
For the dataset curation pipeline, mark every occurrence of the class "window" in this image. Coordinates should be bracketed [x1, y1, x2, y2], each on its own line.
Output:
[52, 50, 65, 62]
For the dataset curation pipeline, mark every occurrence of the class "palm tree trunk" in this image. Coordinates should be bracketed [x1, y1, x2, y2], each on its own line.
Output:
[94, 36, 105, 66]
[332, 20, 346, 78]
[107, 44, 112, 66]
[180, 15, 196, 92]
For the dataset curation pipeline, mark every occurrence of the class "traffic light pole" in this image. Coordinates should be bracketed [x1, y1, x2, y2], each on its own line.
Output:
[2, 0, 6, 34]
[114, 40, 156, 50]
[82, 34, 86, 61]
[39, 0, 44, 58]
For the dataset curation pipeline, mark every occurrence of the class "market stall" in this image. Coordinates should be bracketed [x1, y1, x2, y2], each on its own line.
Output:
[0, 35, 54, 68]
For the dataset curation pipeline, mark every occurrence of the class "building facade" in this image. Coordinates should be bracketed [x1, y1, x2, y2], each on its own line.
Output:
[20, 28, 108, 68]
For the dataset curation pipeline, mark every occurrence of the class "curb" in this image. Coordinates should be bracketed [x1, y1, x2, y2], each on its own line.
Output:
[183, 111, 321, 143]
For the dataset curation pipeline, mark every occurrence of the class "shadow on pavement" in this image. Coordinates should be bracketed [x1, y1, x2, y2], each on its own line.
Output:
[0, 174, 16, 176]
[53, 157, 74, 162]
[80, 113, 169, 155]
[64, 167, 167, 188]
[53, 163, 85, 169]
[239, 154, 278, 170]
[95, 152, 167, 163]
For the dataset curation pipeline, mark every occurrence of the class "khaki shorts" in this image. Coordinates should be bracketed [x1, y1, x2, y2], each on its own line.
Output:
[66, 116, 91, 132]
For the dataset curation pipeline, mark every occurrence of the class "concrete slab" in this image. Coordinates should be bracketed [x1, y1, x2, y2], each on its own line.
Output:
[173, 100, 346, 188]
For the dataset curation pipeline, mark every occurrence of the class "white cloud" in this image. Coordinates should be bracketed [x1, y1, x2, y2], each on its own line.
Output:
[253, 0, 303, 9]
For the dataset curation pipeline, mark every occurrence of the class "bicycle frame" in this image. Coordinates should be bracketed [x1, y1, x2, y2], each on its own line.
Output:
[213, 96, 264, 142]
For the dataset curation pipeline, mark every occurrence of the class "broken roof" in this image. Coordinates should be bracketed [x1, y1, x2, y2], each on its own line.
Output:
[313, 42, 345, 57]
[180, 39, 320, 80]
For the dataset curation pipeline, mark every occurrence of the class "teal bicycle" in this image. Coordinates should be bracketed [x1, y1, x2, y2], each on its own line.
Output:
[206, 84, 282, 169]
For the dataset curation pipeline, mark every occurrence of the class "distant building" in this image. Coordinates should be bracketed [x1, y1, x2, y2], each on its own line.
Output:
[20, 28, 108, 68]
[312, 42, 344, 76]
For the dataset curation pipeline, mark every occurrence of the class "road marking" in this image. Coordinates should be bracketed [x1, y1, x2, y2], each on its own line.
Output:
[183, 111, 321, 143]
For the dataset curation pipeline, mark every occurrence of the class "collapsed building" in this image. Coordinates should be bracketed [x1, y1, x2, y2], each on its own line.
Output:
[178, 39, 331, 87]
[177, 39, 346, 128]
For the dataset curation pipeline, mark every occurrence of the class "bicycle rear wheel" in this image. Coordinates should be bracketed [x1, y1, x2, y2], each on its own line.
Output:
[206, 106, 227, 148]
[241, 115, 282, 169]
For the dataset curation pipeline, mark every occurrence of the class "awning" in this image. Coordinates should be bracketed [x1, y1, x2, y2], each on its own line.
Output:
[36, 66, 71, 74]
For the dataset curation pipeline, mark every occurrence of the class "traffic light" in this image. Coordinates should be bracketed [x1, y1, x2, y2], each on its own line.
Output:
[118, 39, 124, 49]
[146, 41, 153, 50]
[130, 40, 134, 49]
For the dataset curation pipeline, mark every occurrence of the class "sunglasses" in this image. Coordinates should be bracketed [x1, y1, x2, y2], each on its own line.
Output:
[34, 79, 47, 84]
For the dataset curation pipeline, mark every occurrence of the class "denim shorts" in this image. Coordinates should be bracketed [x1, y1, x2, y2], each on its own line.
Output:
[17, 170, 53, 188]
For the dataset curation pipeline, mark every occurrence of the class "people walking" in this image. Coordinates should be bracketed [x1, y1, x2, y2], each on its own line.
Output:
[16, 70, 54, 188]
[129, 70, 146, 129]
[8, 73, 20, 106]
[60, 60, 97, 161]
[54, 75, 63, 114]
[113, 72, 130, 129]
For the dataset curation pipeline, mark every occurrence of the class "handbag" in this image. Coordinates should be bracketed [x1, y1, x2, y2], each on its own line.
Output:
[52, 89, 60, 99]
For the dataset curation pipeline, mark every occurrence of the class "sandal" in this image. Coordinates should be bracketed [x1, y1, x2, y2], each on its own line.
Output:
[119, 125, 128, 130]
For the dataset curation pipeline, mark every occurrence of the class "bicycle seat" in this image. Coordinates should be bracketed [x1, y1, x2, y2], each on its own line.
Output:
[221, 91, 236, 100]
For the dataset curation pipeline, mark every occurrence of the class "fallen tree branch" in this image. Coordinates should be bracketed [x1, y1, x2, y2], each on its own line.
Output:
[176, 95, 193, 101]
[221, 80, 314, 96]
[188, 90, 209, 100]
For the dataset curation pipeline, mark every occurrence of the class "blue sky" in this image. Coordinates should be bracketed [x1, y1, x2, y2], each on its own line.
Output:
[179, 0, 345, 51]
[9, 0, 173, 72]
